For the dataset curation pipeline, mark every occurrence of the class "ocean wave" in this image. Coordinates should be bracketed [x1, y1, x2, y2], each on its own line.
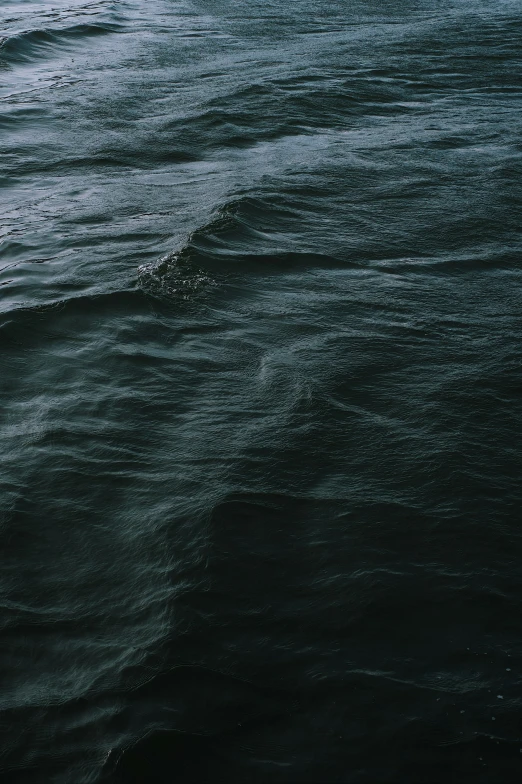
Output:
[137, 196, 352, 302]
[0, 288, 150, 349]
[0, 22, 122, 65]
[103, 664, 300, 783]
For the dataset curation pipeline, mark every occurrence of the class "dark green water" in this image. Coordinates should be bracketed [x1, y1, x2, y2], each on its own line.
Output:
[1, 1, 522, 781]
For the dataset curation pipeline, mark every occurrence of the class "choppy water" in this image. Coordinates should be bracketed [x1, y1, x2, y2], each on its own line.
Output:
[1, 1, 522, 781]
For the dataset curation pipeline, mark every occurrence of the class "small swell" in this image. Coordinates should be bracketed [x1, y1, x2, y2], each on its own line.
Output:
[0, 23, 122, 65]
[103, 665, 300, 783]
[0, 289, 150, 349]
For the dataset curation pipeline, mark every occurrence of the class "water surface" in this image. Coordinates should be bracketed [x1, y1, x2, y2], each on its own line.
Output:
[1, 1, 522, 781]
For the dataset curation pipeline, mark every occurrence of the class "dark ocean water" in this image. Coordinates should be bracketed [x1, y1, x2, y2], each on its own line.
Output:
[1, 0, 522, 781]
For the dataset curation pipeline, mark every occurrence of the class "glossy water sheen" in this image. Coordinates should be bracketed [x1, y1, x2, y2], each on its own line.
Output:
[1, 1, 521, 781]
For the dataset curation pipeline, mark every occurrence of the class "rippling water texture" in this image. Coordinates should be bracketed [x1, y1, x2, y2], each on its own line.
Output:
[1, 0, 522, 781]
